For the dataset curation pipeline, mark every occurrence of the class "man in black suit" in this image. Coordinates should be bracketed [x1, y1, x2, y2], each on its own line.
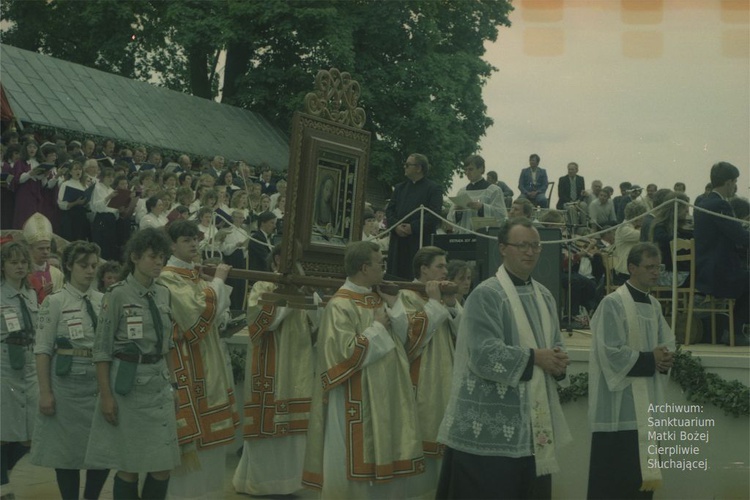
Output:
[612, 182, 632, 223]
[248, 211, 277, 271]
[259, 165, 277, 195]
[386, 153, 443, 280]
[694, 161, 749, 336]
[556, 162, 586, 209]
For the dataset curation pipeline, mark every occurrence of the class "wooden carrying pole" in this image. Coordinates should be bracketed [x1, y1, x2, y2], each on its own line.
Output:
[201, 266, 458, 308]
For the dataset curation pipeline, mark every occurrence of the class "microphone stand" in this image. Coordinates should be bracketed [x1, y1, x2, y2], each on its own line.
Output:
[563, 203, 589, 335]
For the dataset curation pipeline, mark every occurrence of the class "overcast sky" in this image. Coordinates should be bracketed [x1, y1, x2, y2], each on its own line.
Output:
[449, 0, 749, 203]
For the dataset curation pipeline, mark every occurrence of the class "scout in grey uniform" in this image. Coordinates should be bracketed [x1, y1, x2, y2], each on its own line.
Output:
[0, 241, 39, 497]
[31, 241, 110, 499]
[84, 229, 180, 500]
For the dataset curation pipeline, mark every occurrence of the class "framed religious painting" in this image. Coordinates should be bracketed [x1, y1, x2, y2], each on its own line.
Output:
[281, 70, 370, 277]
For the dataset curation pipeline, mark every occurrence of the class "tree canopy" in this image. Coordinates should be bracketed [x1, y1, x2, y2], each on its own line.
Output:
[1, 0, 513, 190]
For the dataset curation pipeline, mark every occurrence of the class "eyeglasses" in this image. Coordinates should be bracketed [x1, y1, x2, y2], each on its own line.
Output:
[505, 242, 543, 253]
[404, 162, 419, 167]
[640, 264, 664, 272]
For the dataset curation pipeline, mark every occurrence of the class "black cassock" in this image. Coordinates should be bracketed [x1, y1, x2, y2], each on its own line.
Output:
[385, 176, 443, 280]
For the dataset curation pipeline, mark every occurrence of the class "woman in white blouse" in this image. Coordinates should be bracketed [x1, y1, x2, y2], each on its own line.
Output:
[57, 160, 91, 242]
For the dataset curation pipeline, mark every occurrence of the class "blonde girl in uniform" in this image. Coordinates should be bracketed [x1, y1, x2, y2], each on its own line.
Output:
[0, 241, 39, 498]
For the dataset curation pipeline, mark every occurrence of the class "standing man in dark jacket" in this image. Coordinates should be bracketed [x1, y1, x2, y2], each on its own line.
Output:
[386, 153, 443, 280]
[248, 211, 277, 271]
[694, 161, 749, 336]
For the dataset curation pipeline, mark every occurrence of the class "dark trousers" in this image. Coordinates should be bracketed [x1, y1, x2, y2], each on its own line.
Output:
[436, 447, 552, 500]
[588, 431, 653, 500]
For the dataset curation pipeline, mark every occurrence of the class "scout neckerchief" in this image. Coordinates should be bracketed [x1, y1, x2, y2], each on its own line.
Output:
[496, 265, 559, 475]
[616, 284, 663, 491]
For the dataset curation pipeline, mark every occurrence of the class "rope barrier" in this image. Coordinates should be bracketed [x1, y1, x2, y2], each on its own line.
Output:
[387, 198, 746, 330]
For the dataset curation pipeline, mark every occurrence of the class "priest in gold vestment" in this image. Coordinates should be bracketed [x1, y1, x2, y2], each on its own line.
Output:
[400, 246, 461, 499]
[302, 241, 425, 499]
[233, 245, 319, 496]
[158, 221, 239, 499]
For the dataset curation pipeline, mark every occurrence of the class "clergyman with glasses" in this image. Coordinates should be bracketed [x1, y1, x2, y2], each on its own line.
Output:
[436, 217, 572, 499]
[385, 153, 443, 280]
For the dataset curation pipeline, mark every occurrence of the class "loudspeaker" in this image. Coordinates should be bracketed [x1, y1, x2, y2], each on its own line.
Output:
[475, 227, 501, 282]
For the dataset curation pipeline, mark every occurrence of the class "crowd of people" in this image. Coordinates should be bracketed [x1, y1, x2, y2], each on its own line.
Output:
[0, 127, 748, 500]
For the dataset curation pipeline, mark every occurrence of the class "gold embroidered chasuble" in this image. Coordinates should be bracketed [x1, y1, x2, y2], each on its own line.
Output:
[243, 281, 315, 438]
[400, 289, 458, 456]
[158, 266, 239, 450]
[302, 287, 424, 489]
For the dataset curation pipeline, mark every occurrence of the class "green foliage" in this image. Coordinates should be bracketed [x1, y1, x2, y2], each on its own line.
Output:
[670, 349, 750, 418]
[557, 372, 589, 404]
[1, 0, 513, 190]
[557, 350, 750, 417]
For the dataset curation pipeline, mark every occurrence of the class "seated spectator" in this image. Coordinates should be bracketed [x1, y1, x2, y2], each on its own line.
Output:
[538, 209, 566, 231]
[647, 191, 692, 286]
[230, 190, 250, 223]
[259, 165, 277, 195]
[374, 207, 387, 230]
[729, 196, 749, 222]
[248, 211, 277, 271]
[1, 144, 19, 230]
[556, 162, 586, 210]
[588, 187, 617, 229]
[197, 173, 216, 189]
[218, 169, 240, 196]
[446, 259, 472, 305]
[259, 194, 272, 214]
[175, 186, 194, 211]
[56, 158, 91, 242]
[509, 197, 534, 219]
[215, 185, 232, 214]
[134, 185, 161, 224]
[612, 181, 632, 223]
[582, 179, 603, 206]
[517, 153, 548, 207]
[270, 179, 287, 210]
[694, 182, 712, 206]
[198, 188, 219, 213]
[178, 172, 194, 190]
[362, 208, 388, 252]
[249, 182, 262, 199]
[162, 172, 178, 189]
[486, 170, 514, 209]
[272, 194, 286, 220]
[196, 206, 222, 258]
[640, 188, 673, 242]
[11, 139, 42, 229]
[222, 209, 250, 310]
[139, 195, 169, 230]
[166, 205, 190, 228]
[673, 181, 686, 194]
[613, 202, 647, 284]
[538, 212, 597, 325]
